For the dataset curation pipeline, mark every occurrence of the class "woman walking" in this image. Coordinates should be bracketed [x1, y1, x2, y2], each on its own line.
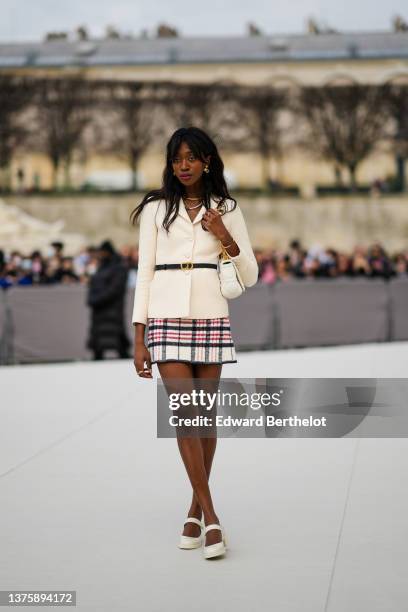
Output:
[130, 126, 258, 559]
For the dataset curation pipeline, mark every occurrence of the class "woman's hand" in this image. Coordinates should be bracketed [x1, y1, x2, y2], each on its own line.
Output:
[201, 209, 227, 240]
[134, 341, 153, 378]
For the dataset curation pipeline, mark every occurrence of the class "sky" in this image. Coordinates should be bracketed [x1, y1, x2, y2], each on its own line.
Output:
[1, 0, 407, 42]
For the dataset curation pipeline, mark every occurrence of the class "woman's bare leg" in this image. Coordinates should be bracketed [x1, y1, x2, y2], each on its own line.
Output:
[157, 360, 223, 546]
[185, 363, 222, 542]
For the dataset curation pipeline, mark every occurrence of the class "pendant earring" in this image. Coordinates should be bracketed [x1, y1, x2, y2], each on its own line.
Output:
[204, 165, 209, 174]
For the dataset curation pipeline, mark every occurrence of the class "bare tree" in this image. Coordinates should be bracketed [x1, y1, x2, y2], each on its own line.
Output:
[163, 79, 254, 158]
[34, 76, 94, 190]
[166, 82, 215, 129]
[235, 85, 287, 188]
[0, 75, 33, 191]
[161, 81, 287, 188]
[94, 80, 165, 191]
[165, 81, 241, 135]
[382, 80, 408, 191]
[296, 82, 388, 190]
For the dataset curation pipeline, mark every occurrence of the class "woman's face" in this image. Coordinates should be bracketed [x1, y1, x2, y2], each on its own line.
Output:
[172, 141, 209, 187]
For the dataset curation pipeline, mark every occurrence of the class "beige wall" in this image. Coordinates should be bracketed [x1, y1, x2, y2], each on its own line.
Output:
[5, 193, 408, 255]
[13, 57, 408, 87]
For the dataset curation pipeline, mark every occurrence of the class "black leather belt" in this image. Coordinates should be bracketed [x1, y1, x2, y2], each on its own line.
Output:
[154, 263, 218, 271]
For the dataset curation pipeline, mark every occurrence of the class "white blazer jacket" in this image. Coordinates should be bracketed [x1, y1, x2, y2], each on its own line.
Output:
[131, 197, 259, 325]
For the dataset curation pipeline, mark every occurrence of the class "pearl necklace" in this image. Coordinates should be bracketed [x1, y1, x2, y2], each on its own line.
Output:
[183, 197, 203, 210]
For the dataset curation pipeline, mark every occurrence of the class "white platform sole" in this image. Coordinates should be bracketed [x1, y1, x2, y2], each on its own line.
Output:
[203, 527, 227, 559]
[178, 535, 203, 549]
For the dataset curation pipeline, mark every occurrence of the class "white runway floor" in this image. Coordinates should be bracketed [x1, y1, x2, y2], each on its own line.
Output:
[1, 342, 408, 612]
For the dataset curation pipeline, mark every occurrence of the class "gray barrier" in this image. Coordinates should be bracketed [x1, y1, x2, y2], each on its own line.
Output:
[0, 290, 14, 364]
[272, 278, 390, 349]
[389, 278, 408, 342]
[7, 285, 91, 363]
[228, 284, 277, 350]
[0, 278, 406, 364]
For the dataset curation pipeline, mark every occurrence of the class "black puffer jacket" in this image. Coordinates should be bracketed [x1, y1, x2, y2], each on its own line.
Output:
[86, 253, 130, 353]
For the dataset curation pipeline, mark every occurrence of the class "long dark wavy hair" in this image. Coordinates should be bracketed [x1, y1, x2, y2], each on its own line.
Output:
[129, 126, 237, 232]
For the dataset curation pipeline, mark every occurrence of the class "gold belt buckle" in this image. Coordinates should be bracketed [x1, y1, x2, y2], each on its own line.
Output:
[180, 261, 194, 272]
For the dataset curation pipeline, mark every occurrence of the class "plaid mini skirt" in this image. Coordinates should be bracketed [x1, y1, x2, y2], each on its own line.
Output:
[147, 317, 238, 364]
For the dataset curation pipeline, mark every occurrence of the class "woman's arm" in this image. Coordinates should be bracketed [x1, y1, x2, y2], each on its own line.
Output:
[131, 201, 159, 325]
[134, 321, 152, 378]
[132, 201, 159, 378]
[220, 205, 259, 287]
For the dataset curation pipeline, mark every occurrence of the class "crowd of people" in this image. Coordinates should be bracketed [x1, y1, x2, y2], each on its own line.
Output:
[255, 240, 407, 282]
[0, 241, 137, 289]
[0, 238, 407, 289]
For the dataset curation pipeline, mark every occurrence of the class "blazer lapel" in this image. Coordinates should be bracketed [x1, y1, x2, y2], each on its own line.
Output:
[178, 202, 191, 223]
[192, 203, 207, 225]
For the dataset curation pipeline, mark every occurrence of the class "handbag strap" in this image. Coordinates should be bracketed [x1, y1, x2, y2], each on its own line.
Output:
[219, 242, 231, 261]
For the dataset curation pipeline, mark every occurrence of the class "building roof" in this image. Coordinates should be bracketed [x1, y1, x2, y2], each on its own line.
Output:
[0, 30, 407, 68]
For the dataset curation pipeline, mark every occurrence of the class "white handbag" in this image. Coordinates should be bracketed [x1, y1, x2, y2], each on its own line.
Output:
[218, 243, 246, 299]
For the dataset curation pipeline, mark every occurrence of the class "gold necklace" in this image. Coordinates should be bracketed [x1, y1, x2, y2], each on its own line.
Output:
[184, 201, 203, 210]
[183, 196, 204, 210]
